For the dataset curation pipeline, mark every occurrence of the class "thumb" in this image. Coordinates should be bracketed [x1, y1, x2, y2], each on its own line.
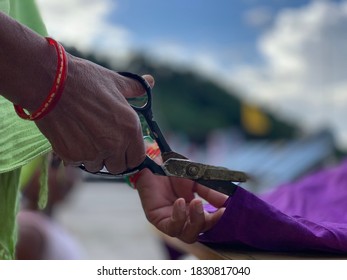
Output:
[142, 74, 155, 88]
[119, 73, 155, 99]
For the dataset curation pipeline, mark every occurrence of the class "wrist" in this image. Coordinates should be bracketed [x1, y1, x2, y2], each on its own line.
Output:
[14, 37, 68, 120]
[0, 12, 57, 111]
[125, 137, 161, 189]
[17, 38, 58, 112]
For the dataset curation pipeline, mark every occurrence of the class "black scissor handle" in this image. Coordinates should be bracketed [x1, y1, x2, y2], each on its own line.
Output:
[119, 71, 172, 154]
[79, 155, 165, 177]
[118, 71, 152, 112]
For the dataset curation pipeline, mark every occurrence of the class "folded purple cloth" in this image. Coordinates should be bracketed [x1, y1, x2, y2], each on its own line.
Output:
[199, 160, 347, 253]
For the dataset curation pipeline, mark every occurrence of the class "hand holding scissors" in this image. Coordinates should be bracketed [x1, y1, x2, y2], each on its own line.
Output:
[80, 72, 248, 196]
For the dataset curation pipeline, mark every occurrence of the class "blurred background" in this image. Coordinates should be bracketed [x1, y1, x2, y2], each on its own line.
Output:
[27, 0, 347, 259]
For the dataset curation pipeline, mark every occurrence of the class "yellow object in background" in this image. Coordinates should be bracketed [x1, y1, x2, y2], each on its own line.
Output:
[241, 103, 271, 137]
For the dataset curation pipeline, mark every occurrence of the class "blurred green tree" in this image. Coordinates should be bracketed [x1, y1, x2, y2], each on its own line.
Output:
[66, 48, 299, 143]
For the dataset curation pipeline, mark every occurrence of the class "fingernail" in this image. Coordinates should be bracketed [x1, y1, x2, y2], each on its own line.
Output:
[178, 199, 186, 211]
[195, 201, 204, 214]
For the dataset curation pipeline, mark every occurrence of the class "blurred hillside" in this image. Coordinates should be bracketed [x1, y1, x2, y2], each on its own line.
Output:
[66, 47, 300, 144]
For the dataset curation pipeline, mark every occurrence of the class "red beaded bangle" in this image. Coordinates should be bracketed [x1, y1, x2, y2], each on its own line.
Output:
[14, 37, 68, 121]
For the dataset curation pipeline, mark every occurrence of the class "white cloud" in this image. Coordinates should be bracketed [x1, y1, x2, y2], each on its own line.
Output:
[35, 0, 230, 77]
[36, 0, 132, 60]
[230, 0, 347, 149]
[145, 40, 226, 76]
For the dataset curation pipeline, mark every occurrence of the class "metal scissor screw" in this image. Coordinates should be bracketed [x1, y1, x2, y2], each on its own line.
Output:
[187, 164, 199, 177]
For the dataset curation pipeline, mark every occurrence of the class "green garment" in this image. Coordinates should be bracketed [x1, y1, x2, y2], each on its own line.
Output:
[0, 169, 20, 259]
[0, 0, 52, 259]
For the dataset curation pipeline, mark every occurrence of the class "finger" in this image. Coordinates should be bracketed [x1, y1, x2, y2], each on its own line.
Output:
[179, 199, 205, 243]
[82, 160, 104, 173]
[203, 208, 226, 232]
[142, 74, 155, 88]
[166, 198, 187, 237]
[108, 88, 145, 173]
[119, 74, 155, 99]
[103, 153, 127, 175]
[62, 160, 83, 168]
[195, 183, 228, 208]
[125, 121, 146, 169]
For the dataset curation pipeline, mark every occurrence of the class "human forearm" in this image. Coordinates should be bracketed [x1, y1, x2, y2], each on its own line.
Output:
[0, 11, 56, 111]
[0, 10, 154, 175]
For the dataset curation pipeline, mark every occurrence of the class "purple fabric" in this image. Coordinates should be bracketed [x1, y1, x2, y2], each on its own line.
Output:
[198, 160, 347, 253]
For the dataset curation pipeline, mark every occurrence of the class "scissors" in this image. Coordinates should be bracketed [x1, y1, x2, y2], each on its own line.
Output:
[80, 72, 248, 196]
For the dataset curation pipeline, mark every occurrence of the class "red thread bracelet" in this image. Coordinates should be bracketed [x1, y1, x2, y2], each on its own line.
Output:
[129, 172, 142, 189]
[128, 142, 161, 188]
[14, 37, 68, 121]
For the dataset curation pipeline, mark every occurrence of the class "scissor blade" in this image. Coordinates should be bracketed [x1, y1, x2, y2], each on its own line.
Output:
[140, 157, 239, 195]
[194, 178, 238, 196]
[162, 158, 248, 182]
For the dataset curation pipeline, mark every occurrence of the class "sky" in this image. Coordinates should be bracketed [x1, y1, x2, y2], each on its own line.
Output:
[36, 0, 347, 149]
